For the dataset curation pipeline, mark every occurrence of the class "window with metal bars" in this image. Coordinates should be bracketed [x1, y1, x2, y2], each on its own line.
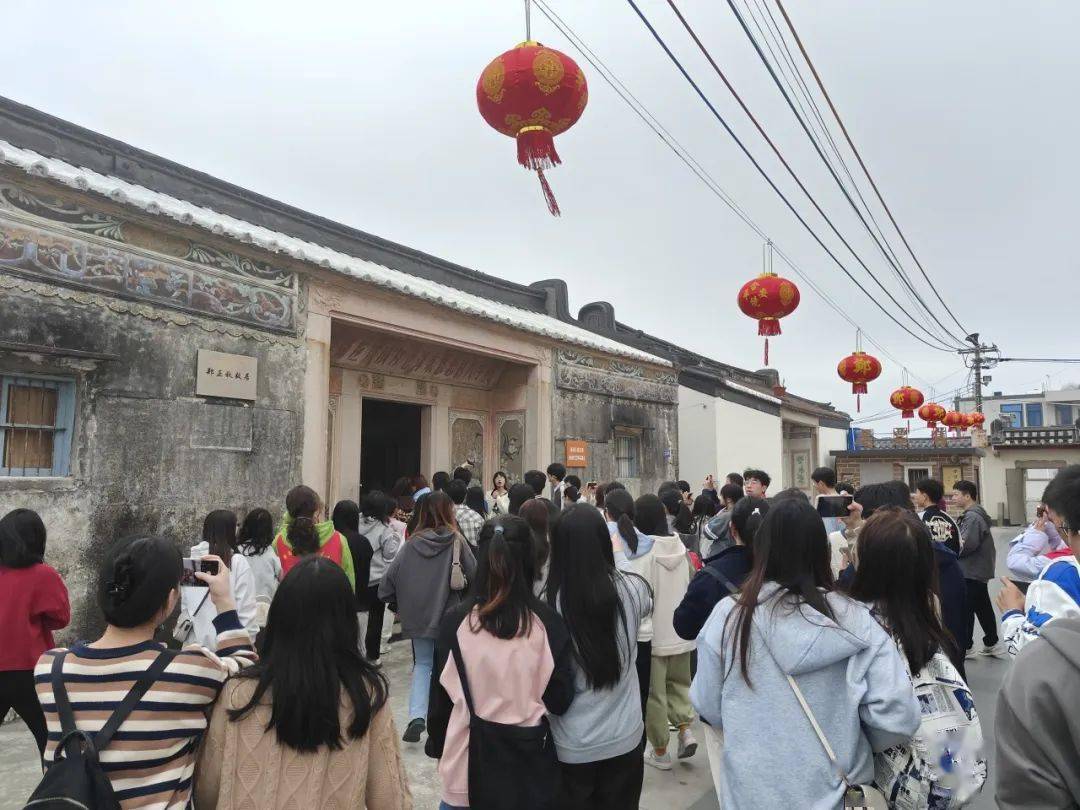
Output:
[614, 432, 640, 479]
[0, 375, 75, 477]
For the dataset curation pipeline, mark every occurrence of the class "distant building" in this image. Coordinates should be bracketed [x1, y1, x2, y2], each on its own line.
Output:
[958, 388, 1080, 525]
[830, 430, 983, 519]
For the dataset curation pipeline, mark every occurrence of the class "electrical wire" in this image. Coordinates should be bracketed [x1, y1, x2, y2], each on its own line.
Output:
[621, 0, 957, 353]
[735, 0, 964, 350]
[713, 0, 967, 349]
[531, 0, 947, 387]
[772, 0, 971, 337]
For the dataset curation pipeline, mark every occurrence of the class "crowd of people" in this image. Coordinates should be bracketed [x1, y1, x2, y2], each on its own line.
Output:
[3, 459, 1080, 808]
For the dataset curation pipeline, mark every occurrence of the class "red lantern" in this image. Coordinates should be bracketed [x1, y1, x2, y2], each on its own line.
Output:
[737, 273, 800, 365]
[918, 402, 947, 429]
[962, 412, 979, 430]
[477, 42, 588, 216]
[970, 411, 986, 429]
[837, 351, 882, 412]
[942, 410, 966, 434]
[890, 386, 925, 419]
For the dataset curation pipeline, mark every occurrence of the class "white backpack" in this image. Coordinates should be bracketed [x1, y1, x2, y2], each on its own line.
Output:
[873, 649, 986, 808]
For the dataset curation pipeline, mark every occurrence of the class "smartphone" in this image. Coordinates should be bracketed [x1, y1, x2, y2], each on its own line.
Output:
[180, 557, 219, 587]
[816, 494, 854, 519]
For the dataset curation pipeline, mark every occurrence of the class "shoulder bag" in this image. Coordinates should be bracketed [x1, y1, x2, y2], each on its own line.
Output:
[450, 533, 468, 592]
[449, 632, 559, 809]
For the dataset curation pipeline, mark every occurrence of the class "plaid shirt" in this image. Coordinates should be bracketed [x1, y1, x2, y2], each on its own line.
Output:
[454, 504, 485, 548]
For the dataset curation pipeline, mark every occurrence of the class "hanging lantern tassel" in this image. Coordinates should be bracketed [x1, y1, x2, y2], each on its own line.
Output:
[517, 126, 563, 216]
[851, 382, 868, 413]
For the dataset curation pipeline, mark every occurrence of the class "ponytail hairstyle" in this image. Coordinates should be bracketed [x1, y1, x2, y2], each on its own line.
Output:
[660, 489, 693, 533]
[202, 510, 237, 567]
[97, 536, 182, 628]
[730, 496, 770, 548]
[285, 485, 322, 555]
[634, 493, 670, 537]
[564, 485, 581, 504]
[603, 488, 639, 554]
[472, 516, 537, 638]
[236, 508, 275, 556]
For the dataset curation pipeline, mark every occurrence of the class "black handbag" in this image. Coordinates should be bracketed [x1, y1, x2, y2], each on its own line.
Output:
[450, 634, 560, 810]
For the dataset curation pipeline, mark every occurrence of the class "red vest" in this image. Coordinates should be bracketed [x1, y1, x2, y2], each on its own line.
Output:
[275, 530, 344, 576]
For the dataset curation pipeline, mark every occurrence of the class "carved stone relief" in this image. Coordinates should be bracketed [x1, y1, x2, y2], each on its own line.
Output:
[450, 410, 486, 487]
[495, 412, 526, 485]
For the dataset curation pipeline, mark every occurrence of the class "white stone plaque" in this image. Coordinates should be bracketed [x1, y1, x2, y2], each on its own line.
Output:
[196, 349, 257, 401]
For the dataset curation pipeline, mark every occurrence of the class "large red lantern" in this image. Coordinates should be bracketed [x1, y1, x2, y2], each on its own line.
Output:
[963, 412, 980, 430]
[737, 272, 800, 365]
[477, 42, 588, 216]
[918, 402, 947, 429]
[837, 351, 882, 412]
[969, 411, 986, 429]
[890, 386, 925, 419]
[942, 410, 966, 434]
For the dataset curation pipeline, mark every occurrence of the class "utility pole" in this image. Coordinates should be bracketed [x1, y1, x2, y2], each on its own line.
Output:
[959, 333, 999, 412]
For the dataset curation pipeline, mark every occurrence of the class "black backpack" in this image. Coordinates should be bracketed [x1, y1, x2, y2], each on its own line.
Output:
[450, 634, 560, 810]
[25, 649, 175, 810]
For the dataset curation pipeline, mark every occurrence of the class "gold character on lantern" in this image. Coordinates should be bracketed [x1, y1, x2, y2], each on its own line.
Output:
[481, 60, 506, 104]
[533, 49, 565, 95]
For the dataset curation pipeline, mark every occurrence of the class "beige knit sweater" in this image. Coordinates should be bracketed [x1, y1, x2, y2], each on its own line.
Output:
[194, 678, 412, 810]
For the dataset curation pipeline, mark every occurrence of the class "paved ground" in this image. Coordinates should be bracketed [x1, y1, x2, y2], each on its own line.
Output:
[0, 528, 1016, 809]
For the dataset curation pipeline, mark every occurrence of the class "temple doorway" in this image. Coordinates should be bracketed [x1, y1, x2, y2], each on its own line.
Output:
[360, 398, 423, 496]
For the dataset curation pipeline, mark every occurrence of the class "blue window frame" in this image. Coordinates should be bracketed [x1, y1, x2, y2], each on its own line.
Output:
[999, 404, 1023, 428]
[1056, 404, 1075, 426]
[1026, 403, 1044, 427]
[0, 375, 75, 477]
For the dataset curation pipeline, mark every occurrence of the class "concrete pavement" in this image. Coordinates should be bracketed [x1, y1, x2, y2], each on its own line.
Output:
[0, 528, 1017, 809]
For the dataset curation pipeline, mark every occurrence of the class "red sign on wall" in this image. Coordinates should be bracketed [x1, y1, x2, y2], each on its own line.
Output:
[565, 440, 588, 468]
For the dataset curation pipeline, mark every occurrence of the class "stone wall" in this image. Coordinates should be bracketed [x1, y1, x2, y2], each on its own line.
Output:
[0, 185, 305, 640]
[552, 350, 678, 496]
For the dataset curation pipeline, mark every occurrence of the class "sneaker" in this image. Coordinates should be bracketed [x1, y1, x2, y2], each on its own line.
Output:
[402, 718, 425, 743]
[644, 748, 672, 771]
[964, 647, 978, 660]
[979, 643, 1006, 658]
[677, 727, 698, 759]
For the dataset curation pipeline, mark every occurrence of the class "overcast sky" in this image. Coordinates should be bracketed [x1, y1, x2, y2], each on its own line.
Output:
[3, 1, 1077, 430]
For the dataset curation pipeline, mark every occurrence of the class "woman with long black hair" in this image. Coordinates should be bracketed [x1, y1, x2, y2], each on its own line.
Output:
[546, 505, 652, 810]
[691, 498, 919, 808]
[196, 556, 410, 809]
[426, 516, 574, 810]
[849, 508, 986, 805]
[181, 509, 258, 646]
[234, 508, 282, 614]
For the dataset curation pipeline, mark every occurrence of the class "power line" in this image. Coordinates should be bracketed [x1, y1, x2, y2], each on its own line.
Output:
[715, 0, 967, 348]
[531, 0, 946, 387]
[736, 0, 965, 352]
[622, 0, 957, 353]
[772, 0, 971, 337]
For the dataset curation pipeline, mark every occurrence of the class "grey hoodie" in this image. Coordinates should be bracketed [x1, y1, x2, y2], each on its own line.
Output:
[997, 615, 1080, 808]
[958, 504, 996, 582]
[691, 584, 920, 809]
[358, 516, 401, 585]
[548, 569, 653, 765]
[378, 528, 476, 639]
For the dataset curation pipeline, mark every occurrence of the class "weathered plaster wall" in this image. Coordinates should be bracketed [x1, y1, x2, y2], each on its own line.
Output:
[553, 350, 678, 496]
[0, 273, 304, 640]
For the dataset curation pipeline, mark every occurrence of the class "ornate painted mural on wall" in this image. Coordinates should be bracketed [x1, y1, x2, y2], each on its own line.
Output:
[496, 413, 525, 484]
[0, 183, 296, 288]
[450, 412, 485, 487]
[0, 216, 294, 332]
[332, 325, 506, 389]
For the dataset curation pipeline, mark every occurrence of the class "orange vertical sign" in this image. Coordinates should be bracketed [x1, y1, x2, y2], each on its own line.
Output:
[565, 440, 588, 468]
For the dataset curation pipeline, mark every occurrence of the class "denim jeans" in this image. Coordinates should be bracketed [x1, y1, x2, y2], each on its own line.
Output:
[409, 637, 436, 721]
[439, 804, 468, 810]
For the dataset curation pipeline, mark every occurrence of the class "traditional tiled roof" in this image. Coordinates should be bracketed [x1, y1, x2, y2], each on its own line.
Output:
[0, 138, 669, 366]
